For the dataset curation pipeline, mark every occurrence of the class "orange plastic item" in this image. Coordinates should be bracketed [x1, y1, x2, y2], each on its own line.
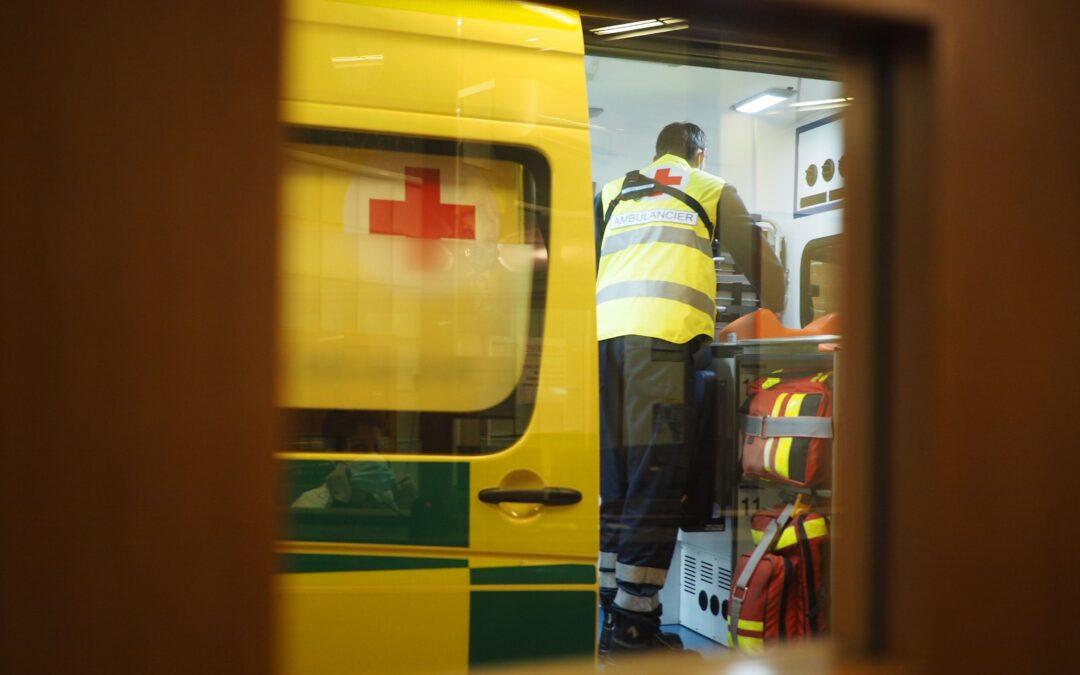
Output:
[716, 309, 841, 341]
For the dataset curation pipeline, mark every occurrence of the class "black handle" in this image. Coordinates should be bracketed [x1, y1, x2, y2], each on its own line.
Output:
[478, 487, 582, 506]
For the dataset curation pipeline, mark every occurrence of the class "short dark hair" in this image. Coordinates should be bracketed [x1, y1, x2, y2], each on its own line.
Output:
[655, 122, 707, 161]
[322, 410, 382, 450]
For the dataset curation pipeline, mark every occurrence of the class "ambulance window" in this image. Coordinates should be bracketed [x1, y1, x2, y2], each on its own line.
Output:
[279, 127, 549, 456]
[802, 234, 842, 326]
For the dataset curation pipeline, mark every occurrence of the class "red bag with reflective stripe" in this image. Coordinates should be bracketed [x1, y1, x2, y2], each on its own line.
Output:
[727, 503, 830, 651]
[752, 504, 829, 636]
[728, 550, 796, 651]
[741, 372, 833, 487]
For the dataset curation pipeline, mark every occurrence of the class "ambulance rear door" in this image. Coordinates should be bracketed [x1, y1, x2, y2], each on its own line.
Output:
[276, 3, 598, 673]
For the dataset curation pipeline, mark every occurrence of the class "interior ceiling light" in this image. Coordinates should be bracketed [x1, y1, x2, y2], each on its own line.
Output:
[732, 87, 797, 114]
[794, 103, 852, 112]
[789, 97, 853, 108]
[590, 17, 688, 40]
[330, 54, 384, 64]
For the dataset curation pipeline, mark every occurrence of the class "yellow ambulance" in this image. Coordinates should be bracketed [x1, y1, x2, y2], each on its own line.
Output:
[276, 1, 599, 672]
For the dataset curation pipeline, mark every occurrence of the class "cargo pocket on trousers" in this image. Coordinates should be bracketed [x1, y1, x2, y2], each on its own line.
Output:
[647, 342, 686, 447]
[652, 402, 684, 445]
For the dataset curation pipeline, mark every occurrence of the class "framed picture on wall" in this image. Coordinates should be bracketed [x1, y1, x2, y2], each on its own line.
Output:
[795, 113, 845, 218]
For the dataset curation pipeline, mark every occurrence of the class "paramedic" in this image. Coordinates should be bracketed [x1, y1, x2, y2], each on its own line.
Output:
[595, 122, 785, 652]
[291, 411, 409, 512]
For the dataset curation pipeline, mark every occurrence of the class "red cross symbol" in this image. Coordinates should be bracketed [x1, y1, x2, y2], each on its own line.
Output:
[369, 167, 476, 268]
[650, 168, 683, 195]
[370, 167, 476, 239]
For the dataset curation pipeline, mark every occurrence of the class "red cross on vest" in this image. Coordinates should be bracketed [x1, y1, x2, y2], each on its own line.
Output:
[650, 167, 683, 196]
[369, 167, 476, 269]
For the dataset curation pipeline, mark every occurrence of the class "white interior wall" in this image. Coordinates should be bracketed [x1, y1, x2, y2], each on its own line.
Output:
[586, 55, 844, 327]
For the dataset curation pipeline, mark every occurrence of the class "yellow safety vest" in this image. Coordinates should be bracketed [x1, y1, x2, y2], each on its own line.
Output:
[596, 154, 725, 344]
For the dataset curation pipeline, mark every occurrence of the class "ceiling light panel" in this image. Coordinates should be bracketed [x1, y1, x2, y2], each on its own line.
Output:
[732, 87, 797, 114]
[790, 97, 853, 108]
[590, 17, 686, 37]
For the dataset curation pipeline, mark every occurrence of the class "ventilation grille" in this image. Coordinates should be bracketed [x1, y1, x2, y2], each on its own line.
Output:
[683, 554, 698, 595]
[681, 550, 732, 596]
[700, 559, 715, 587]
[717, 566, 732, 593]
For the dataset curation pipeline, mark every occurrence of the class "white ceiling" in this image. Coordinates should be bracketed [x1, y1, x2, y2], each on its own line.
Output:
[585, 55, 843, 133]
[584, 54, 844, 191]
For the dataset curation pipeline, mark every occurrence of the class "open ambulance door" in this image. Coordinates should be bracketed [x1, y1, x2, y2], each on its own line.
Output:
[274, 2, 598, 673]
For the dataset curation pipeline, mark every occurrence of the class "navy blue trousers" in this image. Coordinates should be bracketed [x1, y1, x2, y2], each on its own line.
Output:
[599, 334, 697, 613]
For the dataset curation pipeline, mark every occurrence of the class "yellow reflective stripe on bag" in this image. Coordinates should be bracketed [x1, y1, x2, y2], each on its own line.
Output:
[733, 635, 764, 653]
[774, 393, 807, 479]
[803, 516, 828, 541]
[752, 523, 798, 550]
[752, 515, 829, 550]
[762, 393, 788, 474]
[729, 618, 765, 653]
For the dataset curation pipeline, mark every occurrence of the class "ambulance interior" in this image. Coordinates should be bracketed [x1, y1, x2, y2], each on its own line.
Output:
[583, 18, 844, 654]
[586, 57, 844, 330]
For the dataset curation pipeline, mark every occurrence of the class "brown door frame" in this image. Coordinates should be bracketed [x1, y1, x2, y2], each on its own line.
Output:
[0, 2, 281, 673]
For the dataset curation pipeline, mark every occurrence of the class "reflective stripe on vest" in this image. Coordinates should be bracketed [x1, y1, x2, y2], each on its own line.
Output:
[596, 280, 716, 319]
[600, 224, 713, 258]
[596, 154, 725, 344]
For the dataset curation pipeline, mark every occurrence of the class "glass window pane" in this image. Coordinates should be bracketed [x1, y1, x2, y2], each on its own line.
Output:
[277, 1, 854, 671]
[280, 128, 549, 456]
[584, 17, 844, 659]
[801, 234, 843, 326]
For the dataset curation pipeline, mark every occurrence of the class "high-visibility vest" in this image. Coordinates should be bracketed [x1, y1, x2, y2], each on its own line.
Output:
[596, 154, 725, 344]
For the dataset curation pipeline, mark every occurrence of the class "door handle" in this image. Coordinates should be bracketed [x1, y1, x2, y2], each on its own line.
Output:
[478, 487, 582, 506]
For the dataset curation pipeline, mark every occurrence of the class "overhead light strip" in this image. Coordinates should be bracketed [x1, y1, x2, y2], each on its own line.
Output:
[736, 95, 788, 113]
[330, 54, 384, 64]
[601, 24, 689, 40]
[591, 19, 664, 35]
[796, 103, 852, 111]
[790, 97, 853, 108]
[590, 17, 686, 36]
[732, 87, 797, 114]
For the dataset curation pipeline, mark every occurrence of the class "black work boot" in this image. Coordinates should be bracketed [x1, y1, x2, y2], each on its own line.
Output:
[598, 589, 617, 658]
[610, 606, 688, 653]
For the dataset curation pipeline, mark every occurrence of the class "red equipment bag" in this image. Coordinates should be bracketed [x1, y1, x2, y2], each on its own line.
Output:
[740, 371, 833, 487]
[727, 501, 830, 652]
[751, 503, 829, 636]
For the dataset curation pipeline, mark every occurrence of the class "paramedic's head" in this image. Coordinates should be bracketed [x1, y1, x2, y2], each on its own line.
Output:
[655, 122, 708, 168]
[323, 410, 382, 452]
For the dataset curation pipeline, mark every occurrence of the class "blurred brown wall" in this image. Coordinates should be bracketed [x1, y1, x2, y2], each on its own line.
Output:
[1, 1, 1076, 674]
[0, 2, 280, 674]
[804, 1, 1079, 672]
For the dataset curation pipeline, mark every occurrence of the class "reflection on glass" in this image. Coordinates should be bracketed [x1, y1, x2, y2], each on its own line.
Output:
[802, 234, 842, 326]
[280, 128, 549, 456]
[586, 43, 843, 659]
[276, 1, 848, 672]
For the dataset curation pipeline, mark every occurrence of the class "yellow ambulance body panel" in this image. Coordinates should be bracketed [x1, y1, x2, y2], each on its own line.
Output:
[277, 1, 597, 672]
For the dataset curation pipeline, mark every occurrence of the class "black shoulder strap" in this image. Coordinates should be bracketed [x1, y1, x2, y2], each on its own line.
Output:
[602, 170, 716, 241]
